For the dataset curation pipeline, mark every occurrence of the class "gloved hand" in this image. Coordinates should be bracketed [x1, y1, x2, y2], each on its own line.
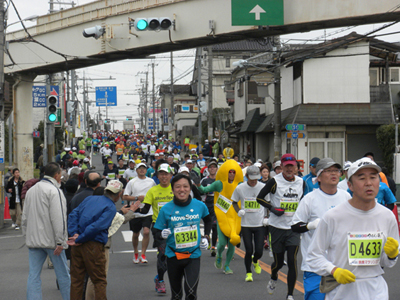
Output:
[333, 267, 356, 284]
[306, 218, 320, 230]
[270, 206, 285, 216]
[200, 237, 209, 250]
[262, 218, 269, 227]
[238, 210, 246, 217]
[384, 237, 399, 259]
[161, 228, 171, 239]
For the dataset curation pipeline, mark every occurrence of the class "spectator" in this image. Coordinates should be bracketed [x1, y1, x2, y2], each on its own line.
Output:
[7, 168, 25, 230]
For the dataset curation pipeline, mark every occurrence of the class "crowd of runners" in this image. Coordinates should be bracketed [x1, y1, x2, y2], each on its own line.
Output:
[19, 129, 400, 300]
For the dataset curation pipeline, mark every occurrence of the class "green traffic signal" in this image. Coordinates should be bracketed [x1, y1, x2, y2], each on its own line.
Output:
[136, 19, 148, 31]
[48, 113, 57, 122]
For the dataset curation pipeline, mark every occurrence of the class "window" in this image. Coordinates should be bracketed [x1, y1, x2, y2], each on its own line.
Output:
[308, 132, 344, 168]
[247, 81, 264, 104]
[226, 57, 230, 68]
[237, 81, 244, 97]
[390, 68, 400, 83]
[369, 69, 378, 86]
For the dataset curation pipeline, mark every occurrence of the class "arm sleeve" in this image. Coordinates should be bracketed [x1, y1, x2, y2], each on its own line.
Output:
[202, 214, 212, 236]
[256, 178, 276, 209]
[139, 203, 151, 214]
[192, 185, 202, 200]
[49, 189, 67, 245]
[306, 218, 336, 276]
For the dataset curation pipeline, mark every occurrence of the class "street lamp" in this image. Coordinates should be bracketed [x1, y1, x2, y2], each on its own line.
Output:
[6, 15, 38, 28]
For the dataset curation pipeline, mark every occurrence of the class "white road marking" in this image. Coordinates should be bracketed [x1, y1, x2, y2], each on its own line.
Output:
[122, 230, 142, 242]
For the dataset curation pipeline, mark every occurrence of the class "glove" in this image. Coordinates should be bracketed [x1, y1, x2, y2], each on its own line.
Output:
[333, 267, 356, 284]
[306, 218, 320, 230]
[161, 229, 171, 239]
[270, 206, 285, 216]
[238, 210, 246, 217]
[262, 218, 269, 227]
[384, 237, 399, 259]
[200, 237, 209, 250]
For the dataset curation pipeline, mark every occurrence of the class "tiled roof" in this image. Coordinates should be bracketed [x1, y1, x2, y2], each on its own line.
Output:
[210, 40, 273, 52]
[240, 108, 265, 133]
[159, 84, 191, 95]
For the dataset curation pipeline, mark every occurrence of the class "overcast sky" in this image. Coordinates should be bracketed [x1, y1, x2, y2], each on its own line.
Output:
[7, 0, 400, 129]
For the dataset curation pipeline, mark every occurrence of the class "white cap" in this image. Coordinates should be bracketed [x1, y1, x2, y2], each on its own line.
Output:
[205, 139, 209, 143]
[72, 147, 77, 151]
[155, 153, 159, 157]
[178, 166, 190, 174]
[254, 162, 262, 168]
[105, 180, 123, 194]
[347, 158, 381, 179]
[274, 160, 281, 169]
[186, 159, 193, 164]
[158, 163, 173, 174]
[83, 158, 89, 162]
[136, 163, 147, 169]
[343, 161, 352, 171]
[129, 159, 136, 164]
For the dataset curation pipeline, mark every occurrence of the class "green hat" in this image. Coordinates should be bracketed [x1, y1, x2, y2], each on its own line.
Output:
[108, 161, 114, 164]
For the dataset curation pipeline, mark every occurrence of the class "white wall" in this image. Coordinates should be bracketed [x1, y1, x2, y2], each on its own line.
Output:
[303, 42, 370, 104]
[281, 66, 295, 110]
[176, 115, 197, 131]
[233, 81, 246, 122]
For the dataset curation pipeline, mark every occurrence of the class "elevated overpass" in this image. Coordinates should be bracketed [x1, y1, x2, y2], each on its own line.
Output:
[5, 0, 400, 75]
[6, 0, 400, 180]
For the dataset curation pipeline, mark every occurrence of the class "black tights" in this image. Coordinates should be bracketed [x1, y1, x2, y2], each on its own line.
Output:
[271, 246, 299, 296]
[211, 223, 217, 247]
[167, 257, 200, 300]
[241, 227, 264, 273]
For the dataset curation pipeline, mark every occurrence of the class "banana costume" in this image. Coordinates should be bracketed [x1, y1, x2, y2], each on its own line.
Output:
[199, 159, 243, 246]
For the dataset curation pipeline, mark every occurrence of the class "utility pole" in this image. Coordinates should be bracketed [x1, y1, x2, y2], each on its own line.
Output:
[197, 47, 202, 144]
[152, 63, 156, 134]
[273, 44, 282, 158]
[71, 70, 76, 140]
[207, 46, 213, 140]
[83, 73, 87, 133]
[0, 0, 5, 226]
[144, 72, 148, 135]
[170, 52, 174, 137]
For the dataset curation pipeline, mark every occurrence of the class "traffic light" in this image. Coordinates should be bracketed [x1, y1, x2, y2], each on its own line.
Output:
[47, 95, 57, 122]
[105, 119, 111, 123]
[126, 116, 132, 121]
[134, 17, 172, 31]
[199, 101, 207, 113]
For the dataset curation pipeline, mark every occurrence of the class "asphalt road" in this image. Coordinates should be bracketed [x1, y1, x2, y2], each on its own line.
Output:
[0, 152, 399, 299]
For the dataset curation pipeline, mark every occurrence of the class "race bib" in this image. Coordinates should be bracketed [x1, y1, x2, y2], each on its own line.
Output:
[216, 195, 232, 214]
[174, 225, 198, 249]
[174, 157, 179, 162]
[280, 198, 299, 216]
[158, 202, 167, 211]
[150, 150, 156, 155]
[138, 155, 142, 159]
[348, 232, 383, 266]
[108, 173, 116, 179]
[129, 177, 134, 181]
[118, 170, 125, 176]
[244, 197, 260, 212]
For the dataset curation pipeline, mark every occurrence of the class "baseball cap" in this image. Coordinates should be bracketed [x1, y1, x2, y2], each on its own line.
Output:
[72, 147, 77, 151]
[178, 166, 190, 174]
[136, 162, 147, 169]
[155, 153, 159, 157]
[316, 158, 341, 176]
[343, 161, 352, 171]
[186, 159, 193, 164]
[281, 153, 296, 166]
[274, 160, 281, 170]
[105, 143, 109, 147]
[158, 163, 173, 174]
[208, 161, 218, 168]
[83, 158, 89, 162]
[105, 180, 123, 193]
[205, 139, 209, 143]
[254, 162, 262, 168]
[108, 161, 114, 164]
[247, 165, 261, 180]
[129, 159, 136, 163]
[347, 158, 381, 180]
[73, 160, 79, 166]
[310, 157, 320, 167]
[159, 152, 164, 156]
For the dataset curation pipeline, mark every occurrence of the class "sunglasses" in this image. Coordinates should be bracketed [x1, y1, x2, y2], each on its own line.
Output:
[282, 156, 295, 162]
[229, 170, 236, 174]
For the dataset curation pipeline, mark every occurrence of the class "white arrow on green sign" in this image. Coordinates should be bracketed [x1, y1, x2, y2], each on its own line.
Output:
[231, 0, 283, 26]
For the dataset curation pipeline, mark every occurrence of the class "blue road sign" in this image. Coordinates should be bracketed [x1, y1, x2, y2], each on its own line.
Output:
[163, 108, 169, 124]
[96, 86, 117, 106]
[32, 86, 46, 107]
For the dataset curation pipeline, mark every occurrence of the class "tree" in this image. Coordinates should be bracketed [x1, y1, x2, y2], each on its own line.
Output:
[376, 124, 399, 174]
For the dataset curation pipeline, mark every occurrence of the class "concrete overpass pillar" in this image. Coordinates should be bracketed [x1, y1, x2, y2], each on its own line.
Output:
[14, 74, 36, 180]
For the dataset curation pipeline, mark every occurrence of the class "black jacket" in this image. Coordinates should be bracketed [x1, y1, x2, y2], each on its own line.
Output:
[6, 176, 25, 209]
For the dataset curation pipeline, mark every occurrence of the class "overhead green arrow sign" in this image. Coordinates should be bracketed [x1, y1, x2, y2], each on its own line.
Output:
[231, 0, 283, 26]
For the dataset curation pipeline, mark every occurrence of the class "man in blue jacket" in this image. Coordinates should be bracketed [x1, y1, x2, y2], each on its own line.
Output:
[303, 157, 320, 195]
[68, 180, 123, 299]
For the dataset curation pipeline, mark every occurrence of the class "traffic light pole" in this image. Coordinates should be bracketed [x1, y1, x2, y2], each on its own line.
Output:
[197, 47, 202, 145]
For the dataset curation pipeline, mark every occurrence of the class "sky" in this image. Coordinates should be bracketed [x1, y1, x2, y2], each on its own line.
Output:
[6, 0, 400, 130]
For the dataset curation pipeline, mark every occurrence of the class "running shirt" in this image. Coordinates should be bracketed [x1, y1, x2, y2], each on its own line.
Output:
[123, 177, 155, 218]
[102, 148, 113, 157]
[200, 176, 215, 204]
[291, 188, 351, 272]
[123, 168, 138, 181]
[258, 173, 304, 230]
[149, 145, 157, 156]
[307, 201, 399, 300]
[154, 198, 209, 258]
[231, 181, 266, 227]
[337, 178, 348, 190]
[143, 184, 174, 222]
[173, 153, 181, 163]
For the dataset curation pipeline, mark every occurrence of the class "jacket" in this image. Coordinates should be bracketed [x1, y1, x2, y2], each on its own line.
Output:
[68, 195, 117, 245]
[21, 176, 68, 249]
[6, 176, 25, 209]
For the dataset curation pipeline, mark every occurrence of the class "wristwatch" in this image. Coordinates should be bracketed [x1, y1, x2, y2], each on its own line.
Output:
[135, 196, 138, 201]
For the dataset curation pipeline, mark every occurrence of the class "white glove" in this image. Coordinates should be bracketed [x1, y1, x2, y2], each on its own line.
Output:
[200, 237, 209, 250]
[161, 228, 171, 239]
[306, 218, 320, 230]
[238, 210, 246, 217]
[262, 218, 269, 227]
